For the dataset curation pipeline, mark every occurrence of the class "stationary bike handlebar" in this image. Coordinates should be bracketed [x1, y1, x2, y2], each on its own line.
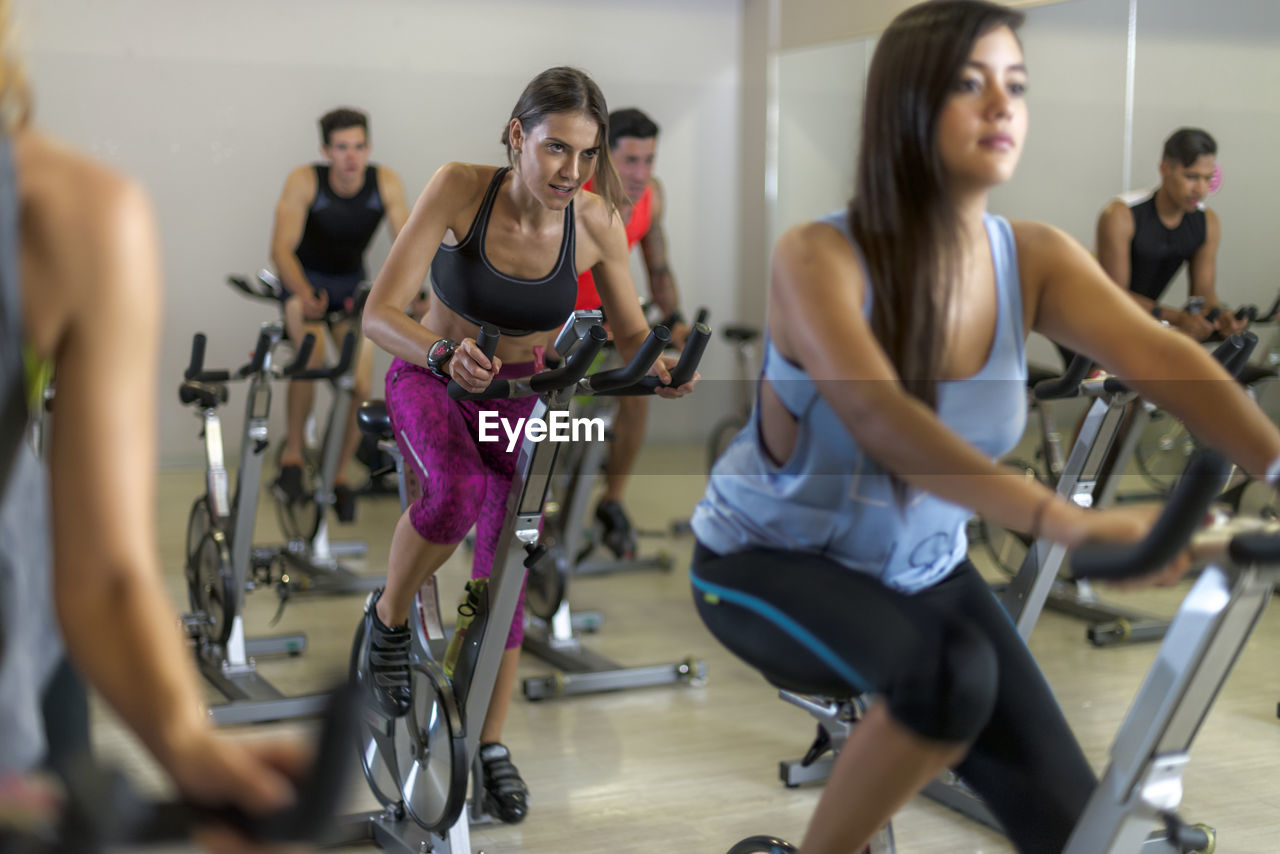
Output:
[446, 317, 710, 402]
[1032, 353, 1094, 400]
[1068, 449, 1233, 581]
[1033, 333, 1256, 402]
[1, 684, 356, 852]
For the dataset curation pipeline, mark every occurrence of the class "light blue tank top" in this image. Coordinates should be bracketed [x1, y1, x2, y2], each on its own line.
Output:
[691, 211, 1027, 593]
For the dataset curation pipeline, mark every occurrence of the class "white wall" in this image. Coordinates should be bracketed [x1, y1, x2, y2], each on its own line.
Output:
[771, 0, 1280, 369]
[13, 0, 742, 464]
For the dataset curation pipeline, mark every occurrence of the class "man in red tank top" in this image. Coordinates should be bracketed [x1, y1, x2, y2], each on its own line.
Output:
[577, 108, 689, 558]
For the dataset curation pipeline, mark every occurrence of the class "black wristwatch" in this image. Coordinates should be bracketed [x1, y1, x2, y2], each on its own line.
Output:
[426, 338, 458, 377]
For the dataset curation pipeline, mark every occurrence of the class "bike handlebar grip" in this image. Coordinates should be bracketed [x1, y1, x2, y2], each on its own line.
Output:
[1228, 530, 1280, 565]
[1069, 448, 1231, 581]
[476, 324, 500, 360]
[235, 330, 274, 378]
[589, 326, 670, 393]
[530, 324, 607, 393]
[1101, 376, 1130, 395]
[668, 322, 711, 387]
[328, 331, 358, 378]
[185, 333, 207, 380]
[694, 307, 710, 325]
[1205, 306, 1222, 323]
[1032, 353, 1093, 400]
[226, 275, 252, 296]
[1231, 331, 1259, 376]
[447, 324, 505, 400]
[281, 333, 316, 377]
[1235, 304, 1257, 323]
[184, 333, 231, 383]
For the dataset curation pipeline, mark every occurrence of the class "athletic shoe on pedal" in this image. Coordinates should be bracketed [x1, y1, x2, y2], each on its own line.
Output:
[479, 742, 529, 824]
[364, 589, 411, 717]
[275, 463, 305, 504]
[334, 483, 357, 523]
[595, 499, 637, 559]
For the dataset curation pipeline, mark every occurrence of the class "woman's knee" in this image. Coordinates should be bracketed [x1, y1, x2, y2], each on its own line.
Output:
[408, 475, 487, 544]
[889, 620, 998, 744]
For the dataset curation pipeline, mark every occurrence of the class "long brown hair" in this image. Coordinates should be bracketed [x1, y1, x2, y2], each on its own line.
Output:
[0, 0, 31, 133]
[849, 0, 1024, 413]
[501, 66, 625, 217]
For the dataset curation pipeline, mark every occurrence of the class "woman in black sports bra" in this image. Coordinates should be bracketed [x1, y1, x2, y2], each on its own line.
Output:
[359, 66, 697, 823]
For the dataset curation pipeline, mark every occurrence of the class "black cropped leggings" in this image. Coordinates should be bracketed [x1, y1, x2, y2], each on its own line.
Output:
[690, 543, 1097, 854]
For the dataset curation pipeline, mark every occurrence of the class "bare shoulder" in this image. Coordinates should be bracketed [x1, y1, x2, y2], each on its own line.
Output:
[1097, 198, 1135, 233]
[574, 186, 618, 240]
[776, 218, 859, 278]
[17, 129, 152, 264]
[427, 160, 495, 206]
[376, 164, 405, 190]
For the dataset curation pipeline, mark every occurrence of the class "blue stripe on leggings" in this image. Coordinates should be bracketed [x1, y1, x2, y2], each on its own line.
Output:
[691, 575, 870, 693]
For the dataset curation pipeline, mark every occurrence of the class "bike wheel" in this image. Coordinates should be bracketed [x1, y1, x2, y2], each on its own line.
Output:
[1134, 413, 1195, 495]
[727, 836, 798, 854]
[272, 440, 322, 542]
[525, 553, 567, 622]
[349, 618, 408, 809]
[190, 525, 235, 647]
[706, 413, 748, 471]
[184, 496, 213, 612]
[396, 659, 468, 833]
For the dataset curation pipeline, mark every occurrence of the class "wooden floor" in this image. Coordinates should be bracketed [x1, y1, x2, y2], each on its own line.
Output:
[94, 443, 1280, 854]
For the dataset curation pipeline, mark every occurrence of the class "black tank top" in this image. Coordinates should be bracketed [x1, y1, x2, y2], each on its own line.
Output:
[294, 164, 385, 277]
[1128, 194, 1206, 302]
[430, 167, 577, 337]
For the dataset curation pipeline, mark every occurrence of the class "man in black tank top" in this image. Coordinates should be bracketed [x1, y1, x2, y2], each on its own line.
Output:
[1095, 128, 1240, 341]
[269, 107, 410, 518]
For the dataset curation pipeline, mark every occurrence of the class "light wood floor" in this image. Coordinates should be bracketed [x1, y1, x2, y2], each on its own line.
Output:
[94, 444, 1280, 854]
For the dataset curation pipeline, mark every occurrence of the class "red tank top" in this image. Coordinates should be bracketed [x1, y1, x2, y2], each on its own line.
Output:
[575, 179, 653, 311]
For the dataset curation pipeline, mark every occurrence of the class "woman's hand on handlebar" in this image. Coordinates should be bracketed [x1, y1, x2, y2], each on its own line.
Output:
[1061, 503, 1194, 590]
[449, 337, 503, 395]
[647, 354, 699, 399]
[167, 729, 312, 853]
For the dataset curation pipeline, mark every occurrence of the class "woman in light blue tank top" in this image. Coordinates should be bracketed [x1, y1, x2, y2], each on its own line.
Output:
[689, 3, 1280, 853]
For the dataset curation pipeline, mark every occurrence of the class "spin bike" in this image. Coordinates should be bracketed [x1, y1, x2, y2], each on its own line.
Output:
[228, 270, 380, 598]
[337, 314, 709, 852]
[521, 310, 711, 700]
[181, 322, 352, 725]
[717, 447, 1276, 854]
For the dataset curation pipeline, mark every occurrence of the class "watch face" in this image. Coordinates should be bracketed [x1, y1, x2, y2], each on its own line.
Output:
[429, 339, 453, 361]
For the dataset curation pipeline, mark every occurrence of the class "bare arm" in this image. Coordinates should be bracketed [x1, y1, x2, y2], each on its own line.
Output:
[378, 166, 411, 238]
[638, 179, 681, 317]
[1027, 219, 1280, 474]
[1188, 209, 1239, 334]
[20, 136, 302, 828]
[268, 165, 317, 300]
[362, 161, 474, 365]
[1095, 199, 1133, 293]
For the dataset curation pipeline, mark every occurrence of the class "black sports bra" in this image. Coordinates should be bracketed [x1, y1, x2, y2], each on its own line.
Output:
[429, 167, 578, 336]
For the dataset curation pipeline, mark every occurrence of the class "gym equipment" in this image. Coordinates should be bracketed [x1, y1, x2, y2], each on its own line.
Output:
[179, 323, 334, 725]
[336, 313, 709, 851]
[705, 324, 761, 471]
